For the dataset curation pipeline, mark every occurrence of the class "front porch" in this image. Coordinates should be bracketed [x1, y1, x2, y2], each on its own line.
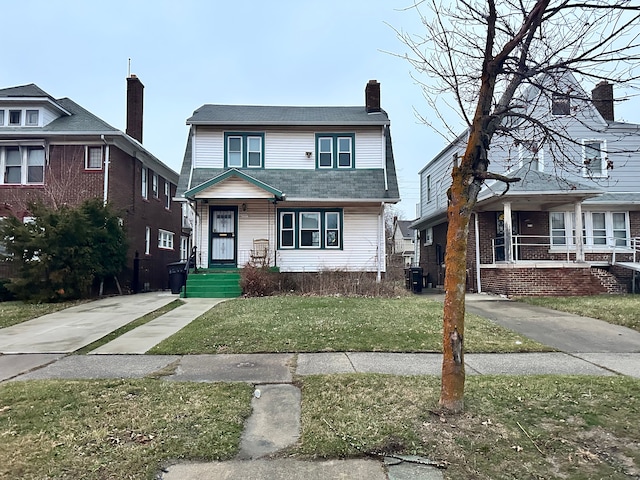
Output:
[477, 235, 640, 296]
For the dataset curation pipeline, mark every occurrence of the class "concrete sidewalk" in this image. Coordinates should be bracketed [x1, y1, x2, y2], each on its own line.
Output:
[2, 291, 640, 480]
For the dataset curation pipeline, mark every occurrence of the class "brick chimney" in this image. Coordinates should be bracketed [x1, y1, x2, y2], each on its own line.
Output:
[126, 74, 144, 143]
[592, 81, 614, 121]
[365, 79, 381, 113]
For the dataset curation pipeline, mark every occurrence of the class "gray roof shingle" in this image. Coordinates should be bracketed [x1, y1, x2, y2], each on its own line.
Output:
[187, 105, 390, 126]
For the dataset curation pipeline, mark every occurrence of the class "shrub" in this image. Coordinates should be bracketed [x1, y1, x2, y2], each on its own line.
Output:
[240, 266, 280, 297]
[0, 199, 127, 302]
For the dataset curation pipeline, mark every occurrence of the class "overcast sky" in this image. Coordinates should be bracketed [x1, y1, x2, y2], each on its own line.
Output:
[3, 1, 639, 219]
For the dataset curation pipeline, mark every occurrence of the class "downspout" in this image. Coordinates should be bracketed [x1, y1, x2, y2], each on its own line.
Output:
[377, 202, 384, 282]
[474, 212, 482, 293]
[101, 135, 110, 205]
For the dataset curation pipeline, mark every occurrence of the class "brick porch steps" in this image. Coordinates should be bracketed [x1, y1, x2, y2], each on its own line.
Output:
[181, 269, 242, 298]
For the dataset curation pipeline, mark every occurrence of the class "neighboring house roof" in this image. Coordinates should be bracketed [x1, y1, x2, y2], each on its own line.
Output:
[0, 83, 53, 99]
[0, 84, 178, 183]
[396, 220, 413, 239]
[475, 166, 602, 211]
[187, 105, 390, 126]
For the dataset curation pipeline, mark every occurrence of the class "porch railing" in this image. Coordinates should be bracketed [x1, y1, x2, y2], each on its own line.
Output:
[490, 235, 639, 264]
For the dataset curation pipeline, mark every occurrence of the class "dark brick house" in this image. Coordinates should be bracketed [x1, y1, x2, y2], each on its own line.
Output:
[0, 76, 181, 292]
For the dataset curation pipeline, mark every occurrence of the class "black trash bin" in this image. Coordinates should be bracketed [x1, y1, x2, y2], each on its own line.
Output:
[167, 261, 187, 294]
[410, 267, 423, 293]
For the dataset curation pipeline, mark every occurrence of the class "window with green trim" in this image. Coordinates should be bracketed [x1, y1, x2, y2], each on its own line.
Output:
[278, 209, 343, 249]
[316, 133, 354, 169]
[225, 132, 264, 168]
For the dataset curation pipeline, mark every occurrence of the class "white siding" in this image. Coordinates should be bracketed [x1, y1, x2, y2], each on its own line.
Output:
[264, 130, 315, 169]
[193, 127, 224, 168]
[192, 126, 385, 170]
[276, 206, 382, 272]
[41, 107, 59, 127]
[195, 177, 275, 199]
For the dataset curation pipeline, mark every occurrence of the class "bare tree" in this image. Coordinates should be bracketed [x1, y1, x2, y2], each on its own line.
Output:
[396, 0, 640, 413]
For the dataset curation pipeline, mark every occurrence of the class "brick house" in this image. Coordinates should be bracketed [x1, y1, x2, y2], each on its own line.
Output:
[0, 76, 181, 292]
[412, 71, 640, 296]
[176, 80, 400, 296]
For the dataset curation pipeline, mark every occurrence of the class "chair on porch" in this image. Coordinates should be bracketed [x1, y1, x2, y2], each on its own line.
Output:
[250, 238, 270, 266]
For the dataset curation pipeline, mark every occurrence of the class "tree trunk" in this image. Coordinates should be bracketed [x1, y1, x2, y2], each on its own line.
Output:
[438, 163, 473, 413]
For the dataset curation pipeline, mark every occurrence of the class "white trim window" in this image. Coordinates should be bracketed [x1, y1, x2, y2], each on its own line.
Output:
[145, 226, 151, 254]
[164, 181, 171, 209]
[152, 172, 159, 198]
[318, 137, 333, 168]
[8, 110, 21, 126]
[158, 229, 174, 250]
[279, 209, 342, 249]
[519, 140, 544, 172]
[280, 212, 295, 248]
[550, 211, 629, 248]
[85, 146, 103, 170]
[300, 212, 321, 248]
[141, 167, 148, 199]
[1, 146, 45, 184]
[227, 136, 243, 167]
[337, 137, 352, 168]
[247, 136, 262, 167]
[25, 110, 39, 126]
[0, 110, 4, 126]
[582, 140, 607, 178]
[325, 212, 340, 248]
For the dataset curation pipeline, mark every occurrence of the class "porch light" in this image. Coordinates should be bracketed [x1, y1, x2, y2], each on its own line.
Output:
[305, 151, 312, 158]
[242, 203, 247, 211]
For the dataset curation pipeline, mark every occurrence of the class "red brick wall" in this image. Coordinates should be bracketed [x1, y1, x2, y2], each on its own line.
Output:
[0, 143, 181, 292]
[481, 266, 607, 296]
[107, 149, 181, 292]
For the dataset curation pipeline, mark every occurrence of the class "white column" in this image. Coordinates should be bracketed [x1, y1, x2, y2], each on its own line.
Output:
[503, 202, 513, 263]
[574, 201, 584, 262]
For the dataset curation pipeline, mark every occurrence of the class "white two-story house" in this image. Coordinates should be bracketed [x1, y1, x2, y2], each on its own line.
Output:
[176, 80, 400, 296]
[412, 71, 640, 296]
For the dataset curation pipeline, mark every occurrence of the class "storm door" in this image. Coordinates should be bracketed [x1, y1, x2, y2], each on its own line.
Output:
[209, 207, 237, 267]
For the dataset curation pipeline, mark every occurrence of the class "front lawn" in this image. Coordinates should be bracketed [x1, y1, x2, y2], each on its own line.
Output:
[149, 296, 549, 354]
[0, 379, 252, 480]
[516, 294, 640, 332]
[297, 374, 640, 479]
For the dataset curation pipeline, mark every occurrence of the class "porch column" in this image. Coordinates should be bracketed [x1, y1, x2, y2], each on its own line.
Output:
[574, 201, 585, 262]
[503, 202, 513, 263]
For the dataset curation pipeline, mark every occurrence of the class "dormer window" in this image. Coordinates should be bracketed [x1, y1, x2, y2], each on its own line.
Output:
[0, 110, 4, 126]
[224, 132, 264, 168]
[25, 110, 39, 126]
[9, 110, 21, 126]
[552, 93, 570, 115]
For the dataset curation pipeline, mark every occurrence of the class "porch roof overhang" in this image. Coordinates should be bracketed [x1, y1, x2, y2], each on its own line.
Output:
[475, 189, 603, 212]
[475, 168, 603, 212]
[184, 168, 285, 200]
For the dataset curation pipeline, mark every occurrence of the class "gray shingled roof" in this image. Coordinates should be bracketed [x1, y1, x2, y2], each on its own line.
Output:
[479, 166, 601, 199]
[0, 83, 52, 99]
[187, 105, 390, 126]
[177, 126, 400, 202]
[44, 98, 118, 132]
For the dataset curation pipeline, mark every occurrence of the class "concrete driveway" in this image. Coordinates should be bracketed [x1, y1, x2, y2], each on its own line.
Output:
[0, 292, 177, 354]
